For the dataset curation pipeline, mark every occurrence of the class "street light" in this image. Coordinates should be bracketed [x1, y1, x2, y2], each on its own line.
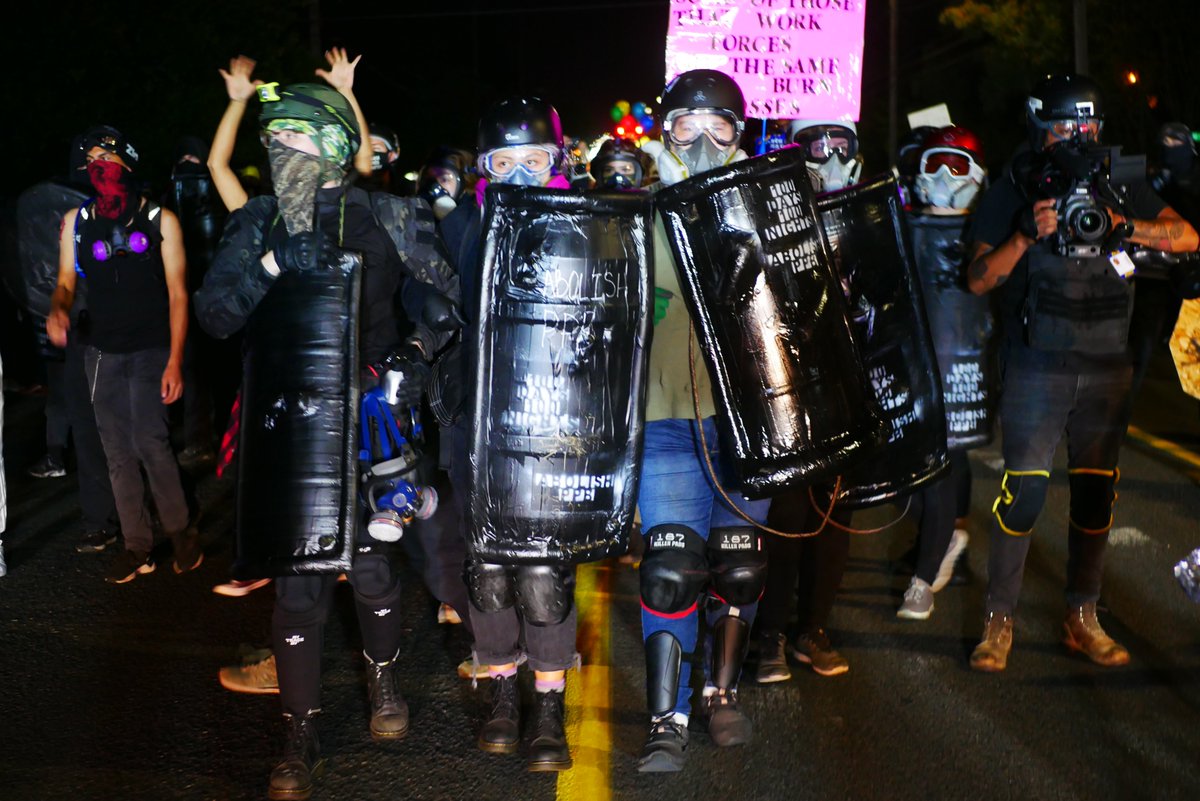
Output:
[1126, 70, 1139, 85]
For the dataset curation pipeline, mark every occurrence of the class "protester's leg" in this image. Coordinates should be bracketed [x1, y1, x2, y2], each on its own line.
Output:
[523, 600, 578, 772]
[349, 553, 410, 738]
[128, 348, 190, 536]
[1061, 364, 1134, 666]
[64, 336, 118, 541]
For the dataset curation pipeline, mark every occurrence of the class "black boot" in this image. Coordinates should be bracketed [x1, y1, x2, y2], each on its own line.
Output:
[268, 712, 324, 801]
[364, 651, 409, 741]
[477, 672, 520, 754]
[638, 631, 687, 773]
[527, 690, 571, 772]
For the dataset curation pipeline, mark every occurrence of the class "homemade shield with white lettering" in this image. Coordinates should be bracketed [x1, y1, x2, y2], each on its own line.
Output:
[235, 251, 362, 576]
[816, 174, 949, 509]
[469, 186, 653, 564]
[655, 145, 877, 498]
[908, 213, 996, 450]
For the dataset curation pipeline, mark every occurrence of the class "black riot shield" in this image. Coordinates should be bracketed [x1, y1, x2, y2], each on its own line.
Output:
[655, 146, 877, 497]
[908, 213, 996, 450]
[14, 181, 91, 317]
[234, 251, 362, 577]
[469, 185, 653, 565]
[816, 174, 949, 509]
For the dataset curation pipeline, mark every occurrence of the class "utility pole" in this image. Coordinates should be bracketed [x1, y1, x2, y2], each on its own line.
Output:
[888, 0, 898, 159]
[1074, 0, 1088, 74]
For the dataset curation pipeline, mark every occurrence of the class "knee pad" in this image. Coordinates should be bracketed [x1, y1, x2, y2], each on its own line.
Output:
[350, 554, 397, 600]
[992, 470, 1049, 536]
[465, 561, 515, 614]
[639, 524, 708, 616]
[708, 527, 767, 606]
[1068, 467, 1118, 533]
[514, 564, 575, 626]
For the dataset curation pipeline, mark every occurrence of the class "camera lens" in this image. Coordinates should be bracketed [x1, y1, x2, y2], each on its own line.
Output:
[1076, 208, 1107, 238]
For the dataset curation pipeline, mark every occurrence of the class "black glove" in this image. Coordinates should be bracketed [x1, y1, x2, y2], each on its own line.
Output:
[380, 343, 431, 408]
[273, 230, 337, 273]
[422, 291, 467, 332]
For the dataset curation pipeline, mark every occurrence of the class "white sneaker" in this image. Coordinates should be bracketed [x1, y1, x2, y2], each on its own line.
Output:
[931, 529, 969, 592]
[897, 577, 934, 620]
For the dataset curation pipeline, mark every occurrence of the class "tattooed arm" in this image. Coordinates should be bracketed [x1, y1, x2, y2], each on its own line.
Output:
[967, 197, 1057, 295]
[1114, 206, 1200, 253]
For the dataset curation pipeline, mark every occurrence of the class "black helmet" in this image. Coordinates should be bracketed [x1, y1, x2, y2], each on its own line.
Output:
[1026, 73, 1104, 150]
[79, 125, 140, 169]
[590, 138, 648, 189]
[896, 125, 938, 179]
[659, 69, 746, 125]
[419, 145, 474, 201]
[477, 96, 563, 153]
[259, 82, 361, 151]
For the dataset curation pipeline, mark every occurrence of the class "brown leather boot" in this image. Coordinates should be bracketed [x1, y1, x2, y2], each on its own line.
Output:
[970, 612, 1013, 672]
[1063, 602, 1130, 666]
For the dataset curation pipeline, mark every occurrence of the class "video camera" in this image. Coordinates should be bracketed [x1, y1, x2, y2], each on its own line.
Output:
[1015, 144, 1146, 258]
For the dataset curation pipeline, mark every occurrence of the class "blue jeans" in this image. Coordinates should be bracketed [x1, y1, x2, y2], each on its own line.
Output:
[637, 417, 770, 716]
[986, 363, 1133, 613]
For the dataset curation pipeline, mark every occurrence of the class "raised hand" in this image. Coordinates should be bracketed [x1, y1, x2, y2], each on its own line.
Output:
[315, 47, 362, 92]
[218, 55, 263, 103]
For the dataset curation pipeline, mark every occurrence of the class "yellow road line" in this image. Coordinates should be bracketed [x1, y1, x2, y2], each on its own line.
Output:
[557, 561, 613, 801]
[1127, 424, 1200, 472]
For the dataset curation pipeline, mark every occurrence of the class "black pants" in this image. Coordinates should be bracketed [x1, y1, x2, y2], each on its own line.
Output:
[273, 554, 404, 717]
[759, 487, 852, 637]
[448, 422, 576, 672]
[64, 335, 117, 532]
[403, 472, 473, 636]
[908, 473, 957, 586]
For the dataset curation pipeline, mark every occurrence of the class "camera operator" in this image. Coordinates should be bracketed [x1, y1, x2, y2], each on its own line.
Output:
[965, 74, 1197, 673]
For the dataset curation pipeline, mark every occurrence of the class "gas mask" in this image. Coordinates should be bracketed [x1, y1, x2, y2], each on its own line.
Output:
[645, 138, 745, 187]
[913, 147, 985, 211]
[805, 157, 861, 193]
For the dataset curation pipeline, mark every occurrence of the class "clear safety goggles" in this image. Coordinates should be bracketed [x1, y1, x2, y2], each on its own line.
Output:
[664, 109, 743, 147]
[479, 145, 559, 178]
[791, 125, 858, 164]
[919, 148, 983, 180]
[1046, 117, 1103, 144]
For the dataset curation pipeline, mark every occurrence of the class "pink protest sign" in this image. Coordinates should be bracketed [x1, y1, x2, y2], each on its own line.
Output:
[664, 0, 867, 121]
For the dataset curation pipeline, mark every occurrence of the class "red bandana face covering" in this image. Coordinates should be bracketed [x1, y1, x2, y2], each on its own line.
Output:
[87, 159, 134, 221]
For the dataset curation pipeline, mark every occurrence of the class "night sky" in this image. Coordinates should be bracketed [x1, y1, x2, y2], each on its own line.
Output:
[9, 0, 1188, 195]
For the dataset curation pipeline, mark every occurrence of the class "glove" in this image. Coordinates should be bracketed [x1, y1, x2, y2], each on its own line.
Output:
[421, 291, 467, 333]
[273, 230, 337, 273]
[653, 287, 674, 326]
[380, 343, 431, 408]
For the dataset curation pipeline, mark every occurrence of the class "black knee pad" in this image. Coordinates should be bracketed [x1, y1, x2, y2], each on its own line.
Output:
[273, 575, 333, 627]
[350, 554, 397, 600]
[639, 524, 708, 615]
[708, 527, 767, 606]
[1068, 468, 1118, 533]
[992, 470, 1049, 536]
[514, 564, 575, 626]
[465, 560, 515, 614]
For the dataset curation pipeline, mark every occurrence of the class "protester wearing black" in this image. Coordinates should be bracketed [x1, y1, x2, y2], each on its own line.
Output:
[965, 74, 1198, 672]
[194, 82, 458, 800]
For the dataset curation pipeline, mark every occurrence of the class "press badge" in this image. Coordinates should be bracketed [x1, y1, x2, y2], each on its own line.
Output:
[1109, 249, 1136, 279]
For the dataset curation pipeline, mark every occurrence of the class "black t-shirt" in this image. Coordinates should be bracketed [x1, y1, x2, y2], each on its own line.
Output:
[75, 199, 171, 353]
[972, 168, 1166, 372]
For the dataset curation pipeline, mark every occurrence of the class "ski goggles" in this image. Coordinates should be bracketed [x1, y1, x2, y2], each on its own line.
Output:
[919, 147, 983, 180]
[664, 109, 743, 147]
[791, 125, 858, 163]
[479, 145, 559, 178]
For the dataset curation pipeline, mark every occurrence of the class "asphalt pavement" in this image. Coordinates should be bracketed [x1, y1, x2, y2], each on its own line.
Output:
[2, 350, 1199, 801]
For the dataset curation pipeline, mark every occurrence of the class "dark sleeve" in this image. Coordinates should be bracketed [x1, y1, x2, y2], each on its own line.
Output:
[1126, 180, 1168, 220]
[373, 195, 462, 357]
[193, 197, 278, 339]
[970, 175, 1025, 249]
